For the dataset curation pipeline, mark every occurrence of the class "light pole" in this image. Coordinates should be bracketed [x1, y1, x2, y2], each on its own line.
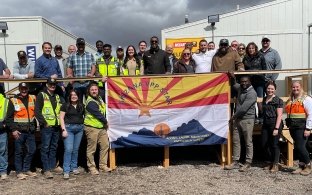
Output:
[308, 23, 312, 95]
[208, 14, 219, 43]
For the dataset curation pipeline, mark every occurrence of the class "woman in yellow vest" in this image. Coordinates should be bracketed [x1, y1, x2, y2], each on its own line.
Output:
[120, 45, 144, 76]
[84, 82, 111, 174]
[285, 81, 312, 175]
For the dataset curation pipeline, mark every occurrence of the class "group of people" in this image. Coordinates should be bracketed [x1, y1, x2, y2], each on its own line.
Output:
[0, 35, 310, 181]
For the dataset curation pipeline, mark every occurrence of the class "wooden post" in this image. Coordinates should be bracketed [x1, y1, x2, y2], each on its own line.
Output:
[287, 142, 294, 167]
[163, 146, 169, 168]
[109, 149, 116, 170]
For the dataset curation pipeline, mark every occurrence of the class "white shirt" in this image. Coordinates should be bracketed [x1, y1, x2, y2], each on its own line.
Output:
[192, 49, 217, 73]
[303, 96, 312, 129]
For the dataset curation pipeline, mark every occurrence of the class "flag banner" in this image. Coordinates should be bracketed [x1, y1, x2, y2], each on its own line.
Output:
[107, 73, 230, 148]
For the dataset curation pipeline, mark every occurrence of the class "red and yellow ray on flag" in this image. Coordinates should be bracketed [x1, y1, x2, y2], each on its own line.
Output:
[107, 73, 230, 112]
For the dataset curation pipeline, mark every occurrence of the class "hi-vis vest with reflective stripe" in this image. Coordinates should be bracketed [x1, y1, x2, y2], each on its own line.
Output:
[97, 56, 118, 87]
[122, 61, 141, 76]
[84, 96, 106, 129]
[41, 92, 61, 126]
[11, 95, 36, 123]
[285, 95, 307, 119]
[0, 94, 8, 122]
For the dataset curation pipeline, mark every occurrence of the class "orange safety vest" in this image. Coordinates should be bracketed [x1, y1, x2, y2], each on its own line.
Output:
[11, 95, 36, 123]
[285, 95, 307, 119]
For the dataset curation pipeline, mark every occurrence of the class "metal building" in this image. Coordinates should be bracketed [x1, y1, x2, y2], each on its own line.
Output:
[161, 0, 312, 95]
[0, 16, 96, 90]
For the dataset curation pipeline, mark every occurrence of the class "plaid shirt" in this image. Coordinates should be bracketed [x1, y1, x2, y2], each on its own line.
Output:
[67, 51, 95, 77]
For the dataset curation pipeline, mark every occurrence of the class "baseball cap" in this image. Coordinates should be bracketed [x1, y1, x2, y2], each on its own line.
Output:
[262, 35, 270, 42]
[18, 82, 29, 88]
[219, 39, 229, 46]
[17, 50, 27, 58]
[47, 78, 57, 85]
[54, 45, 62, 50]
[76, 38, 85, 44]
[116, 46, 123, 51]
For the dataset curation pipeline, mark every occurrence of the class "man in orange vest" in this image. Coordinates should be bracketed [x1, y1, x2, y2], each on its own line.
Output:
[7, 82, 37, 180]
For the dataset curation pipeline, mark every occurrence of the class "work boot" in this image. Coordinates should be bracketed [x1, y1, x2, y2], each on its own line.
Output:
[24, 171, 37, 177]
[224, 161, 240, 170]
[270, 164, 279, 173]
[53, 166, 63, 174]
[89, 168, 99, 175]
[99, 166, 112, 173]
[239, 163, 251, 172]
[263, 163, 272, 170]
[16, 173, 27, 180]
[44, 171, 53, 179]
[0, 173, 8, 180]
[292, 164, 304, 174]
[300, 164, 311, 176]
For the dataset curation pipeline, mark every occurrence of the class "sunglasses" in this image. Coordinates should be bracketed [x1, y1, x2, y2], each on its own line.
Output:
[220, 44, 228, 47]
[183, 53, 191, 56]
[238, 47, 245, 50]
[231, 44, 238, 47]
[262, 39, 270, 43]
[151, 40, 158, 43]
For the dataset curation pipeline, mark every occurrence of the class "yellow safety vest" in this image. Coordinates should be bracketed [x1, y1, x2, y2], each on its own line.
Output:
[84, 96, 106, 129]
[41, 92, 61, 126]
[0, 94, 8, 122]
[122, 64, 141, 76]
[97, 56, 118, 87]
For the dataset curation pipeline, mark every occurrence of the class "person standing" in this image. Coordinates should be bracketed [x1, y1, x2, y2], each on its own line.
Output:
[285, 81, 312, 176]
[120, 45, 143, 76]
[207, 41, 215, 51]
[35, 78, 64, 179]
[165, 44, 178, 73]
[225, 76, 257, 172]
[173, 48, 195, 74]
[67, 38, 96, 102]
[237, 43, 246, 62]
[192, 39, 216, 73]
[116, 46, 124, 69]
[7, 82, 37, 180]
[35, 42, 65, 97]
[54, 45, 66, 78]
[261, 81, 283, 173]
[60, 90, 84, 180]
[231, 40, 239, 51]
[137, 40, 147, 68]
[13, 51, 35, 79]
[94, 40, 104, 62]
[0, 92, 8, 180]
[260, 36, 282, 82]
[0, 57, 12, 95]
[143, 36, 170, 74]
[84, 82, 111, 175]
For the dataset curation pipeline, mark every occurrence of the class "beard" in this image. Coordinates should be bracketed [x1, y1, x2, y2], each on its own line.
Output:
[219, 47, 228, 56]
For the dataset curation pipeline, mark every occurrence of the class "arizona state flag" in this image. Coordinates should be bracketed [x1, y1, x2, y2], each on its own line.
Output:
[107, 73, 230, 148]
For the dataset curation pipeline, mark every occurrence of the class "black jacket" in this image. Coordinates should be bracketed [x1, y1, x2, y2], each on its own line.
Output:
[243, 52, 267, 84]
[173, 59, 196, 74]
[143, 47, 170, 74]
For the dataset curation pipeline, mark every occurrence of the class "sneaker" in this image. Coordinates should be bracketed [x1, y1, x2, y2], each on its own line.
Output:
[53, 166, 63, 174]
[24, 171, 37, 177]
[1, 174, 8, 180]
[300, 164, 311, 176]
[239, 163, 251, 172]
[224, 161, 240, 170]
[72, 169, 80, 175]
[89, 168, 99, 175]
[270, 164, 279, 173]
[99, 166, 112, 172]
[44, 171, 54, 179]
[17, 173, 27, 180]
[63, 173, 70, 180]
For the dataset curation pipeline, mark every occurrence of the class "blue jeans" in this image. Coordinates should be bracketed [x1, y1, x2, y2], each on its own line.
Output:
[14, 132, 36, 173]
[0, 132, 8, 175]
[40, 127, 60, 171]
[63, 124, 84, 174]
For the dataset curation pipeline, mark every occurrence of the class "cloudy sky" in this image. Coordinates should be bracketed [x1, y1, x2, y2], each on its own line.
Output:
[1, 0, 272, 48]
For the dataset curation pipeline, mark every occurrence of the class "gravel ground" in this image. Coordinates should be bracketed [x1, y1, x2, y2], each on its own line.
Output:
[1, 161, 311, 195]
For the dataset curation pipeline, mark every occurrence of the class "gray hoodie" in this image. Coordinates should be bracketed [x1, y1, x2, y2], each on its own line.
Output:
[233, 84, 257, 120]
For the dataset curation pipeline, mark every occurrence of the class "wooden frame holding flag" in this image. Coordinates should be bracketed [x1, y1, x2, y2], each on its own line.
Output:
[106, 73, 232, 168]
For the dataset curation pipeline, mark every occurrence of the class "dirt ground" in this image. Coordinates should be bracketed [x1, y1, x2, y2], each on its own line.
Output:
[1, 160, 311, 195]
